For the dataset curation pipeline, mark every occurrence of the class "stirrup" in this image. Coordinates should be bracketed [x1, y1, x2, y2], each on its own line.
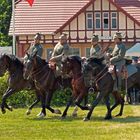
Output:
[88, 87, 95, 94]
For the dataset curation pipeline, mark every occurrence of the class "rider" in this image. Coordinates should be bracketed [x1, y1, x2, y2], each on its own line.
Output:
[90, 33, 104, 59]
[28, 33, 43, 57]
[49, 33, 70, 77]
[110, 32, 126, 92]
[24, 33, 43, 61]
[83, 34, 104, 87]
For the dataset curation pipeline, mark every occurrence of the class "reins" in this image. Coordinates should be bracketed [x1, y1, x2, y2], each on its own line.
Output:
[30, 64, 48, 78]
[89, 64, 109, 85]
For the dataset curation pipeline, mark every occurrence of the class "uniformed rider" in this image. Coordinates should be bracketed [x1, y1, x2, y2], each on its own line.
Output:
[110, 32, 126, 92]
[49, 33, 70, 77]
[24, 33, 43, 59]
[90, 34, 104, 59]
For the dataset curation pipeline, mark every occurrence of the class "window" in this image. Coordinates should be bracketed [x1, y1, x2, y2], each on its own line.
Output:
[69, 48, 80, 56]
[46, 48, 53, 61]
[86, 48, 90, 57]
[103, 12, 109, 29]
[111, 12, 117, 29]
[95, 12, 101, 29]
[86, 13, 93, 29]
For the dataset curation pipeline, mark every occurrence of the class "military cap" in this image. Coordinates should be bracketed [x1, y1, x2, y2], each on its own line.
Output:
[59, 33, 68, 40]
[34, 33, 41, 40]
[113, 32, 123, 39]
[91, 34, 99, 42]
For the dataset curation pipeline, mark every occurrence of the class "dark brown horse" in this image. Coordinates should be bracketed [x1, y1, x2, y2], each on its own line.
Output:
[61, 56, 91, 118]
[81, 57, 140, 121]
[23, 52, 90, 118]
[61, 56, 126, 121]
[0, 54, 60, 117]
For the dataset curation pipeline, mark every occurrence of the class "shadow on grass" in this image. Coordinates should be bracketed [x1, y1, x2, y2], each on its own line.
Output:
[26, 115, 85, 122]
[109, 116, 140, 123]
[26, 114, 140, 123]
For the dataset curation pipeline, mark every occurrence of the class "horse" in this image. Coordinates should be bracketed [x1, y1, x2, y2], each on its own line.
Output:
[23, 52, 89, 118]
[61, 56, 126, 121]
[0, 54, 60, 117]
[61, 56, 92, 118]
[83, 57, 140, 121]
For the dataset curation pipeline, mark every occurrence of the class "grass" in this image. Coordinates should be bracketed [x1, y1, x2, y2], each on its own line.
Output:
[0, 105, 140, 140]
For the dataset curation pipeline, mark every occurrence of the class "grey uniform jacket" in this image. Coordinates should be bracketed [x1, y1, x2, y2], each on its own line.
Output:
[51, 42, 69, 64]
[29, 43, 43, 57]
[90, 44, 103, 58]
[110, 43, 126, 67]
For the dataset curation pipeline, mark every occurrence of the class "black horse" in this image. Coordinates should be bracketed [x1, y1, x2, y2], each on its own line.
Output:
[0, 54, 61, 117]
[61, 56, 126, 121]
[83, 57, 140, 121]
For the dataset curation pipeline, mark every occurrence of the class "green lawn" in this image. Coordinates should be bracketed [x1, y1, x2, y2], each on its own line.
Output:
[0, 105, 140, 140]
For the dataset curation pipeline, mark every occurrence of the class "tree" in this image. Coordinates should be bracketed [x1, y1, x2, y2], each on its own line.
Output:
[0, 0, 12, 46]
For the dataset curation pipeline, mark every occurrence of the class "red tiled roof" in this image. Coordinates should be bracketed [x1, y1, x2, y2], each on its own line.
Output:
[115, 0, 140, 23]
[9, 0, 90, 35]
[9, 0, 140, 36]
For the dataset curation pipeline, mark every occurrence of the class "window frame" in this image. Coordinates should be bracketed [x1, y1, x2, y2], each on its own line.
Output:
[69, 47, 81, 56]
[103, 12, 109, 29]
[95, 12, 101, 29]
[86, 12, 93, 30]
[111, 12, 117, 29]
[85, 47, 90, 58]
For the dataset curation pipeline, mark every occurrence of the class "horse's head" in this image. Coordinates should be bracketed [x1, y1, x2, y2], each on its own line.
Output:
[23, 51, 38, 80]
[0, 54, 9, 76]
[85, 57, 105, 76]
[61, 55, 81, 74]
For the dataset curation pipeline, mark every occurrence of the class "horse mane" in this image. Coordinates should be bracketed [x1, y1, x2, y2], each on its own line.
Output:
[3, 54, 24, 68]
[87, 57, 105, 65]
[69, 55, 82, 66]
[36, 55, 48, 65]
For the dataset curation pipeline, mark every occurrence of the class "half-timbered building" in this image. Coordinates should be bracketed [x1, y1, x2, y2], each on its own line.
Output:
[9, 0, 140, 59]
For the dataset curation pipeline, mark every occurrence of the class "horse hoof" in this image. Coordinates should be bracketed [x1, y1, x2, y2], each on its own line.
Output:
[104, 115, 112, 120]
[61, 116, 66, 120]
[72, 113, 77, 117]
[54, 109, 62, 114]
[26, 109, 31, 115]
[37, 112, 46, 118]
[115, 113, 122, 117]
[8, 106, 13, 111]
[1, 109, 6, 114]
[83, 117, 90, 122]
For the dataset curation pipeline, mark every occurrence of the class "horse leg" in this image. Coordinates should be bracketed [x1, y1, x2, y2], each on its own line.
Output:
[1, 88, 15, 114]
[46, 90, 61, 115]
[72, 106, 79, 117]
[26, 97, 40, 115]
[84, 94, 88, 106]
[75, 93, 90, 110]
[104, 96, 112, 120]
[111, 91, 124, 117]
[61, 96, 74, 119]
[37, 93, 46, 118]
[83, 92, 103, 121]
